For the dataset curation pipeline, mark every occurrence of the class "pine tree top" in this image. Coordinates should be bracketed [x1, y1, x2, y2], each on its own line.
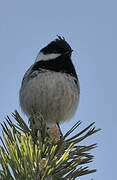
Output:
[0, 111, 100, 180]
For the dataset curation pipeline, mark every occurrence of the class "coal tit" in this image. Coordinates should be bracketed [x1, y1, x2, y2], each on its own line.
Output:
[19, 36, 80, 128]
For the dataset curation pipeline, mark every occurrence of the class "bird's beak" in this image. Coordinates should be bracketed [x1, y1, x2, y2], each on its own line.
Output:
[65, 49, 73, 56]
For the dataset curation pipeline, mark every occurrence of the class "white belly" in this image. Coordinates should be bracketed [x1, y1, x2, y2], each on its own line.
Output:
[20, 71, 80, 125]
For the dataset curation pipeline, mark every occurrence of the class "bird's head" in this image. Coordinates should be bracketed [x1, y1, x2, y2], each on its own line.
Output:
[36, 36, 73, 62]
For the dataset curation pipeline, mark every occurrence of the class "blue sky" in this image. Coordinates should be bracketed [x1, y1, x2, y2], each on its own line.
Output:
[0, 0, 116, 179]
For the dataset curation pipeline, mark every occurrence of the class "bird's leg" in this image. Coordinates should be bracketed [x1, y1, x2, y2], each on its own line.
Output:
[56, 122, 63, 137]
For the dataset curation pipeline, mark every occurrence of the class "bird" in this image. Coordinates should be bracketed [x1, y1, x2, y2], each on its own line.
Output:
[19, 36, 80, 132]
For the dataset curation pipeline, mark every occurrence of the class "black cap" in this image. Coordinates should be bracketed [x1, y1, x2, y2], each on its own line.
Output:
[40, 36, 73, 55]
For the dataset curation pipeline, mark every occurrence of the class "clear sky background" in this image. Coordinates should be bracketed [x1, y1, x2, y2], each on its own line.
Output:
[0, 0, 116, 179]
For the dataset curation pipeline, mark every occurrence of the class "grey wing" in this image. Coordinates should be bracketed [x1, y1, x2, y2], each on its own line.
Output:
[21, 64, 46, 87]
[21, 65, 34, 87]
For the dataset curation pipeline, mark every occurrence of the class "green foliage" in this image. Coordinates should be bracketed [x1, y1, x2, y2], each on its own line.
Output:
[0, 111, 100, 180]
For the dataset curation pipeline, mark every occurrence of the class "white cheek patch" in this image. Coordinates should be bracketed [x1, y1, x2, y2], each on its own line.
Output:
[35, 52, 61, 62]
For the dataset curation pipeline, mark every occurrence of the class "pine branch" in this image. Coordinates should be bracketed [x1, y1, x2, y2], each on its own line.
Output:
[0, 111, 101, 180]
